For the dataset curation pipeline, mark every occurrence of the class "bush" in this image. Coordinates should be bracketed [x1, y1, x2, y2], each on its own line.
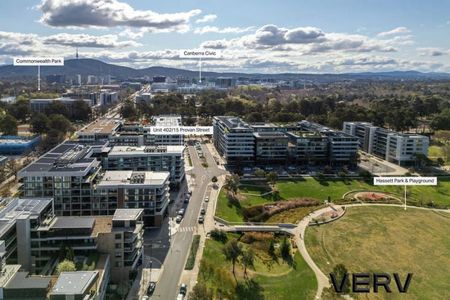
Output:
[210, 229, 228, 243]
[185, 235, 201, 270]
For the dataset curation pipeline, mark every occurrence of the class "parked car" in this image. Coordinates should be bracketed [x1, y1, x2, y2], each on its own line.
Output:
[147, 282, 156, 295]
[179, 283, 188, 295]
[176, 215, 183, 223]
[184, 196, 190, 203]
[177, 208, 185, 216]
[204, 196, 209, 202]
[200, 208, 206, 215]
[198, 216, 204, 223]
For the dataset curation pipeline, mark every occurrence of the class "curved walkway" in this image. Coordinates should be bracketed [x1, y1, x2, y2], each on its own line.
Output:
[292, 203, 450, 299]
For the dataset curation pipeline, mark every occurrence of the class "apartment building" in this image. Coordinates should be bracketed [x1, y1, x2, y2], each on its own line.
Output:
[286, 131, 328, 163]
[95, 171, 170, 226]
[0, 197, 142, 283]
[298, 121, 359, 164]
[213, 116, 255, 166]
[109, 115, 185, 147]
[253, 132, 289, 163]
[212, 116, 359, 166]
[77, 118, 121, 143]
[103, 145, 185, 186]
[18, 142, 103, 216]
[343, 121, 429, 166]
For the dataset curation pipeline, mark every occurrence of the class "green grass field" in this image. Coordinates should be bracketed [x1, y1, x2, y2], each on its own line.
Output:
[428, 145, 449, 163]
[216, 177, 450, 222]
[305, 206, 450, 300]
[197, 233, 317, 300]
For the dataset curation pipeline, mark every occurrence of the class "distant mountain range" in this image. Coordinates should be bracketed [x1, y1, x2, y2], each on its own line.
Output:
[1, 58, 450, 82]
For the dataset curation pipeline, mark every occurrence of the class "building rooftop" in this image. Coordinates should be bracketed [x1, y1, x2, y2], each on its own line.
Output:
[215, 116, 252, 130]
[113, 209, 143, 221]
[97, 170, 169, 187]
[253, 132, 288, 139]
[78, 118, 121, 135]
[0, 198, 53, 237]
[18, 142, 100, 177]
[5, 271, 51, 290]
[51, 217, 95, 230]
[108, 145, 184, 156]
[51, 271, 98, 295]
[287, 131, 326, 138]
[153, 115, 182, 127]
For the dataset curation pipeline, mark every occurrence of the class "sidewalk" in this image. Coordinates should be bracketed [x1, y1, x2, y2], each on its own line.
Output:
[179, 176, 225, 294]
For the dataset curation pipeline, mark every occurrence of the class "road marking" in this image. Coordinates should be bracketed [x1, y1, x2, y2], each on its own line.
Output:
[178, 226, 196, 232]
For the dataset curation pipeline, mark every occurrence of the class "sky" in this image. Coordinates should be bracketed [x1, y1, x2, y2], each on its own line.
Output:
[0, 0, 450, 73]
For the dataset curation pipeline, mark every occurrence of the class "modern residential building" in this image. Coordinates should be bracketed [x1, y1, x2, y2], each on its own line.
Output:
[213, 116, 359, 166]
[95, 171, 170, 226]
[343, 121, 429, 166]
[99, 90, 118, 106]
[298, 121, 359, 164]
[0, 197, 142, 283]
[144, 115, 184, 146]
[18, 142, 102, 216]
[286, 131, 328, 163]
[213, 116, 255, 167]
[77, 118, 121, 143]
[253, 132, 288, 163]
[103, 145, 185, 186]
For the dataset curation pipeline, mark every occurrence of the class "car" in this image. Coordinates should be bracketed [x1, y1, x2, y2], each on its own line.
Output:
[177, 208, 185, 216]
[179, 283, 188, 295]
[184, 197, 190, 204]
[198, 216, 204, 223]
[176, 293, 184, 300]
[200, 208, 206, 215]
[204, 196, 209, 202]
[147, 282, 156, 295]
[175, 215, 183, 223]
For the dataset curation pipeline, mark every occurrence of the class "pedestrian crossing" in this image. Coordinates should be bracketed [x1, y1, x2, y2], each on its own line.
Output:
[178, 226, 196, 232]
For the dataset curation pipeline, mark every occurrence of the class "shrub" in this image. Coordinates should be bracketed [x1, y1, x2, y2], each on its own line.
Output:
[210, 229, 228, 243]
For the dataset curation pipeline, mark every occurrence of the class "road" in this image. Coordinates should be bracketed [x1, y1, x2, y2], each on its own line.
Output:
[151, 142, 226, 300]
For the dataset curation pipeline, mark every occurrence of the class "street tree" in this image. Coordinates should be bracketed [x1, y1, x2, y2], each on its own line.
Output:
[222, 238, 242, 278]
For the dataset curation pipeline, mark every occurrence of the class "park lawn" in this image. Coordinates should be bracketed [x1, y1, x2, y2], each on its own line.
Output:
[428, 145, 449, 163]
[275, 178, 373, 201]
[215, 184, 273, 223]
[216, 177, 450, 222]
[305, 206, 450, 300]
[197, 233, 317, 300]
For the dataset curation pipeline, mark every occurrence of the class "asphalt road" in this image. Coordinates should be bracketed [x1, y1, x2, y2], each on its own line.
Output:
[151, 142, 226, 300]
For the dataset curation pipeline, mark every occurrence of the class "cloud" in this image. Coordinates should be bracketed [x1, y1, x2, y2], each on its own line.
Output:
[306, 33, 397, 54]
[37, 0, 201, 31]
[241, 25, 325, 48]
[195, 14, 217, 24]
[193, 26, 254, 35]
[200, 39, 230, 49]
[418, 47, 449, 57]
[377, 26, 410, 37]
[43, 33, 140, 48]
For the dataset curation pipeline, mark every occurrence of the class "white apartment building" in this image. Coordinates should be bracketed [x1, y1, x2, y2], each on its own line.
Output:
[343, 121, 429, 166]
[213, 116, 255, 166]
